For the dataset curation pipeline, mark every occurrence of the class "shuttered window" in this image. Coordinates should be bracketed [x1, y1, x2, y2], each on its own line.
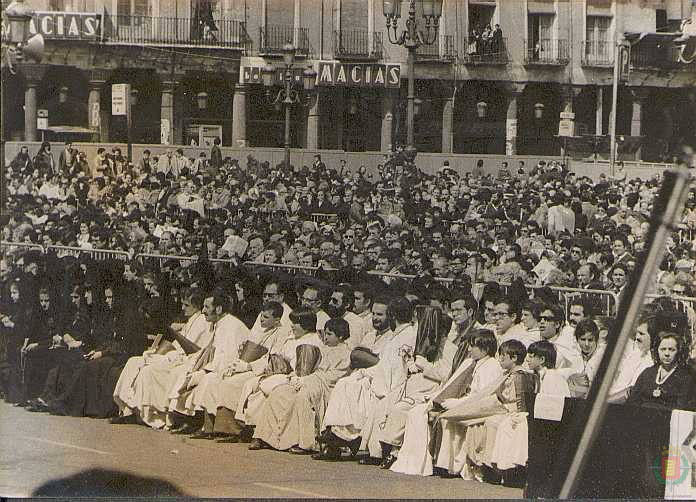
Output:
[266, 0, 294, 26]
[340, 0, 368, 32]
[527, 0, 555, 14]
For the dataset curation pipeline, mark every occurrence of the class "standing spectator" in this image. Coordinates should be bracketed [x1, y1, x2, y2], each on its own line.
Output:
[34, 142, 56, 176]
[138, 149, 153, 175]
[210, 137, 222, 174]
[58, 141, 74, 174]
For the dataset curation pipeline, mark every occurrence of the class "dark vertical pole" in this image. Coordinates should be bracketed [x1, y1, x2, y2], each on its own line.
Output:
[284, 72, 291, 170]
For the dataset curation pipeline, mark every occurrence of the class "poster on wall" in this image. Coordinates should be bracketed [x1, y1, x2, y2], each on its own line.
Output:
[199, 125, 223, 148]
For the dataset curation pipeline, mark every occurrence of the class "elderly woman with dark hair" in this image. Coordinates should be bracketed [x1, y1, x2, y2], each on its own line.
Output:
[627, 331, 695, 411]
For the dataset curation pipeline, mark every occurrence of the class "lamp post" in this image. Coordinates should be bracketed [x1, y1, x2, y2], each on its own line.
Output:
[261, 43, 317, 171]
[383, 0, 442, 162]
[2, 0, 44, 215]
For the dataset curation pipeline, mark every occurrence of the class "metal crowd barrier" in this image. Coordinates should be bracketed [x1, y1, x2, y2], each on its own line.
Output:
[1, 241, 44, 255]
[494, 282, 619, 317]
[311, 213, 339, 225]
[135, 253, 197, 267]
[243, 261, 329, 278]
[645, 293, 696, 335]
[45, 245, 130, 261]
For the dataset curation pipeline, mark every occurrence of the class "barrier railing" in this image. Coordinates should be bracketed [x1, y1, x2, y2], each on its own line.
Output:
[1, 241, 44, 255]
[135, 253, 197, 267]
[311, 213, 339, 225]
[4, 244, 691, 326]
[45, 245, 130, 261]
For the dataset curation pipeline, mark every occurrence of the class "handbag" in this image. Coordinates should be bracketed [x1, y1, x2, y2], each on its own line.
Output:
[350, 347, 380, 369]
[238, 340, 269, 363]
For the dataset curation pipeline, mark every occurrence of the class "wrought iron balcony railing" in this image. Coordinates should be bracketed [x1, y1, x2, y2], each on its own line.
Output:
[103, 15, 250, 49]
[259, 25, 310, 56]
[581, 40, 614, 67]
[415, 34, 456, 61]
[461, 36, 508, 64]
[631, 41, 694, 70]
[524, 38, 570, 65]
[333, 30, 383, 59]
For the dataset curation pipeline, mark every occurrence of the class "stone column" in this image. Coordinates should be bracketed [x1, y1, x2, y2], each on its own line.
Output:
[160, 81, 175, 145]
[306, 90, 320, 150]
[381, 90, 394, 152]
[232, 83, 248, 147]
[504, 84, 524, 156]
[21, 63, 47, 142]
[630, 88, 648, 160]
[560, 85, 581, 158]
[442, 95, 454, 154]
[87, 69, 109, 143]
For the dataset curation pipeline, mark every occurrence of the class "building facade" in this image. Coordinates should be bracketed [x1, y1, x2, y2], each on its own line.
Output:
[2, 0, 695, 161]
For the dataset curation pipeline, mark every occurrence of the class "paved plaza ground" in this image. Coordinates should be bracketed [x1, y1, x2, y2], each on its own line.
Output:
[0, 401, 523, 498]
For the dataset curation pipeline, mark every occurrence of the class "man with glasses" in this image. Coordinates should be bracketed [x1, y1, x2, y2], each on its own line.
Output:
[253, 280, 292, 329]
[300, 285, 330, 331]
[493, 299, 536, 348]
[538, 304, 583, 373]
[325, 285, 367, 350]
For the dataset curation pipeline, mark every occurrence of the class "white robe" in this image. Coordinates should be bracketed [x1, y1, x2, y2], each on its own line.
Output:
[234, 331, 323, 426]
[322, 323, 417, 456]
[112, 312, 211, 428]
[435, 356, 504, 475]
[190, 324, 290, 414]
[168, 313, 250, 416]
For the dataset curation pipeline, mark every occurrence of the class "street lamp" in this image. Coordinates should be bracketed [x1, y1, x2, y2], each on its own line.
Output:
[384, 0, 442, 160]
[3, 0, 44, 73]
[261, 44, 317, 171]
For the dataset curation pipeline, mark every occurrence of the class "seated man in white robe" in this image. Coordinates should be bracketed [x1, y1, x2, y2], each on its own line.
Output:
[167, 290, 250, 434]
[112, 289, 211, 428]
[494, 299, 538, 348]
[324, 285, 369, 350]
[538, 303, 583, 374]
[188, 301, 289, 441]
[316, 297, 417, 462]
[235, 308, 323, 444]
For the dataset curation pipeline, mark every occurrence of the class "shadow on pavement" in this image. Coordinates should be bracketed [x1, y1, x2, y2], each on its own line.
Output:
[31, 468, 188, 497]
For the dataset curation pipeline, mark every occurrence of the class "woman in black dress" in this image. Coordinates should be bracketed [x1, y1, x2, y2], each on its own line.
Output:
[627, 331, 694, 411]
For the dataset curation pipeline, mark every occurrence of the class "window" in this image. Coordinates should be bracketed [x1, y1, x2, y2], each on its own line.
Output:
[49, 0, 95, 10]
[117, 0, 151, 25]
[586, 15, 611, 60]
[527, 13, 554, 60]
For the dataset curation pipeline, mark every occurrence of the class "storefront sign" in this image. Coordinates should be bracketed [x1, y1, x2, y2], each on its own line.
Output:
[37, 109, 48, 130]
[26, 12, 101, 40]
[111, 84, 129, 116]
[242, 62, 401, 88]
[242, 66, 305, 85]
[315, 62, 400, 88]
[199, 125, 222, 148]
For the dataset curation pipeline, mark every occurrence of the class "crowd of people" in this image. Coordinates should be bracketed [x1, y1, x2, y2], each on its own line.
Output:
[1, 141, 696, 487]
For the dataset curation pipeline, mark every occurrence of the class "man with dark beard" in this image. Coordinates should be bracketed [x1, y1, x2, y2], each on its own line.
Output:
[325, 284, 368, 350]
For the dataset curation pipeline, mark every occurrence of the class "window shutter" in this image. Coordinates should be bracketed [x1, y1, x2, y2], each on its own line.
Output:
[341, 0, 368, 32]
[266, 0, 294, 27]
[527, 0, 555, 15]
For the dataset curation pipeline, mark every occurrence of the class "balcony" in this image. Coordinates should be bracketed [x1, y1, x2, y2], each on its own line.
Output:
[259, 26, 310, 57]
[103, 15, 250, 49]
[581, 40, 614, 67]
[631, 40, 694, 71]
[524, 39, 570, 66]
[333, 30, 383, 60]
[461, 37, 508, 65]
[415, 35, 456, 62]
